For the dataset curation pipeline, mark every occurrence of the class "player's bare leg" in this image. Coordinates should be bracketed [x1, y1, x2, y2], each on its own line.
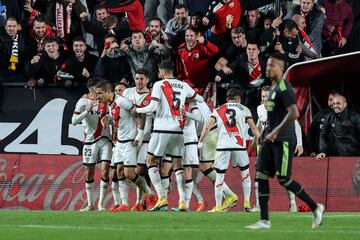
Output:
[110, 168, 121, 211]
[200, 162, 237, 202]
[147, 154, 167, 211]
[160, 160, 172, 197]
[98, 161, 110, 211]
[183, 166, 193, 210]
[81, 165, 95, 211]
[192, 170, 207, 211]
[131, 165, 147, 211]
[173, 157, 186, 211]
[125, 165, 155, 206]
[113, 164, 129, 211]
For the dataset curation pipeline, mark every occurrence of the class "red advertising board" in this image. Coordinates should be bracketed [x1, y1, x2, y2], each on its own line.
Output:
[0, 154, 359, 211]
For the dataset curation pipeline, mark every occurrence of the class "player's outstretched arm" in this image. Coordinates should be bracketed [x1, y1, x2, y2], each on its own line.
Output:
[71, 101, 96, 125]
[136, 100, 158, 114]
[198, 116, 216, 147]
[182, 106, 201, 122]
[247, 118, 261, 144]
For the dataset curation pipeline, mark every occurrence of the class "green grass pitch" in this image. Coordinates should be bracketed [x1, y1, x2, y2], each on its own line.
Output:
[0, 211, 359, 240]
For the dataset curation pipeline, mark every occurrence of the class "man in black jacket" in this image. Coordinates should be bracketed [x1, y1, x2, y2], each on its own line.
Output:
[27, 36, 65, 87]
[215, 41, 268, 117]
[0, 17, 26, 83]
[94, 34, 131, 84]
[307, 90, 340, 156]
[58, 36, 98, 87]
[317, 94, 360, 158]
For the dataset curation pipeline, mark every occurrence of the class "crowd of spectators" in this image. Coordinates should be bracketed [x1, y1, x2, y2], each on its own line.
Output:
[0, 0, 359, 156]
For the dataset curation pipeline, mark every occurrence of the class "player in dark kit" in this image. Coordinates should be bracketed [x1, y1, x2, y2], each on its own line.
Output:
[245, 53, 324, 230]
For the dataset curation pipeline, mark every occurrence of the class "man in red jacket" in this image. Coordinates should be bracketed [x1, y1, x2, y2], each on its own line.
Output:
[177, 27, 218, 97]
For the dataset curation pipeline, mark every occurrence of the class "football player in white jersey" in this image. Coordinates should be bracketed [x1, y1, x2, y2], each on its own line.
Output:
[194, 101, 241, 211]
[122, 69, 153, 211]
[199, 88, 260, 212]
[133, 60, 204, 211]
[109, 82, 128, 212]
[252, 85, 303, 213]
[72, 78, 112, 211]
[95, 80, 158, 211]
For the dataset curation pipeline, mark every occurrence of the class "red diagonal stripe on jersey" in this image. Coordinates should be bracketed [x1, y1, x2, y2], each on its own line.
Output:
[111, 102, 120, 128]
[161, 81, 184, 128]
[93, 100, 108, 139]
[217, 105, 243, 146]
[161, 81, 180, 116]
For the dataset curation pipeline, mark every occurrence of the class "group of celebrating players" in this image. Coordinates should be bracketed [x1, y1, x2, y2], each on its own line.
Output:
[72, 53, 324, 230]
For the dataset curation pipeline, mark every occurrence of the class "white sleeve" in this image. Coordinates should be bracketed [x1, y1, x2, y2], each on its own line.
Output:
[119, 96, 134, 111]
[71, 98, 88, 125]
[137, 82, 161, 114]
[295, 120, 303, 146]
[185, 106, 201, 122]
[244, 106, 252, 119]
[136, 100, 158, 114]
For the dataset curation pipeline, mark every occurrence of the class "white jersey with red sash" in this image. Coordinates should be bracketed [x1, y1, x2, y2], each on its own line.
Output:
[73, 97, 111, 143]
[110, 95, 136, 142]
[123, 87, 152, 141]
[211, 102, 252, 150]
[150, 78, 196, 133]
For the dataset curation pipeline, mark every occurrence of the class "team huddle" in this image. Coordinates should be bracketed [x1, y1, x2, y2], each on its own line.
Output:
[72, 55, 324, 230]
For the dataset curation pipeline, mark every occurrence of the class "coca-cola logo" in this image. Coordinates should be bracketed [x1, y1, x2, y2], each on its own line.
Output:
[0, 157, 115, 210]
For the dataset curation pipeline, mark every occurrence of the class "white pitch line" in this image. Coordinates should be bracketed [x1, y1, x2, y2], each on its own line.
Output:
[0, 224, 359, 234]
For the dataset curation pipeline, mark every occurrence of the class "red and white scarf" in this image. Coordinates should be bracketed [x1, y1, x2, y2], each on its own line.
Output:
[55, 1, 73, 39]
[248, 62, 262, 84]
[298, 27, 317, 59]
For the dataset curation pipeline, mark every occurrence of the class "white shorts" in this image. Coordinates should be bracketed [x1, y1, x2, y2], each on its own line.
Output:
[137, 143, 148, 166]
[82, 138, 112, 165]
[183, 143, 199, 167]
[200, 128, 218, 162]
[113, 141, 137, 167]
[148, 132, 184, 158]
[214, 150, 249, 172]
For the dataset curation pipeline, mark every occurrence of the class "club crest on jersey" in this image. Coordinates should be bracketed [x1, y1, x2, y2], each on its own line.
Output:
[142, 100, 149, 106]
[194, 53, 199, 59]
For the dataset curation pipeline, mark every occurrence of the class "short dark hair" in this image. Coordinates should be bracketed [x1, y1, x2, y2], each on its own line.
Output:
[175, 4, 187, 11]
[149, 17, 163, 26]
[94, 4, 107, 12]
[33, 15, 46, 23]
[5, 17, 18, 24]
[158, 60, 174, 72]
[95, 80, 113, 92]
[104, 34, 118, 41]
[43, 36, 58, 45]
[132, 30, 145, 38]
[226, 88, 242, 100]
[186, 27, 199, 35]
[231, 26, 244, 35]
[247, 41, 259, 49]
[329, 90, 341, 96]
[114, 82, 128, 88]
[280, 19, 298, 32]
[72, 36, 86, 45]
[87, 77, 103, 89]
[261, 85, 271, 92]
[263, 12, 276, 21]
[270, 52, 288, 69]
[135, 68, 149, 77]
